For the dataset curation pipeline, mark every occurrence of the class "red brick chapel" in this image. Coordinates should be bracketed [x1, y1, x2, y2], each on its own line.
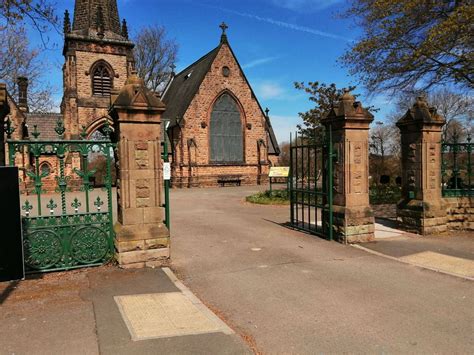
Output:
[162, 24, 280, 188]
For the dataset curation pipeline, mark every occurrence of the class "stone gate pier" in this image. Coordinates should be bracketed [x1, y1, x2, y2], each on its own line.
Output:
[322, 91, 375, 243]
[109, 74, 170, 268]
[396, 97, 447, 235]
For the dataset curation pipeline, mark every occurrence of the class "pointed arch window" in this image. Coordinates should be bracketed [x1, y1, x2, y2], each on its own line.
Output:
[210, 93, 244, 163]
[39, 162, 52, 176]
[92, 62, 113, 96]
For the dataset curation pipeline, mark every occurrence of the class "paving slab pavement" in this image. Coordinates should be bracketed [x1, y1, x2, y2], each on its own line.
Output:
[170, 186, 474, 354]
[374, 218, 414, 239]
[0, 267, 251, 355]
[0, 270, 99, 355]
[361, 226, 474, 279]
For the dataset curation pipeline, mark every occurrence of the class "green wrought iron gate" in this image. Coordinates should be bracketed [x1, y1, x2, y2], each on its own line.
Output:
[289, 128, 334, 240]
[6, 118, 116, 273]
[442, 134, 474, 197]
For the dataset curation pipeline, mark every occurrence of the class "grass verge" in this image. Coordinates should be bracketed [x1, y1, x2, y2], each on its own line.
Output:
[246, 190, 290, 205]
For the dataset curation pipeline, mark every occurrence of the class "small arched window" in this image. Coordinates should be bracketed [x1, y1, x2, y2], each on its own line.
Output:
[210, 93, 243, 163]
[39, 162, 52, 176]
[92, 62, 112, 96]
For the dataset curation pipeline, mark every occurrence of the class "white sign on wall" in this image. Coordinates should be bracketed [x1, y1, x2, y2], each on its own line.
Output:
[163, 162, 171, 181]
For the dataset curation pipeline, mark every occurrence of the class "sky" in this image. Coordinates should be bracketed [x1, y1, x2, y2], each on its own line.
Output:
[29, 0, 395, 144]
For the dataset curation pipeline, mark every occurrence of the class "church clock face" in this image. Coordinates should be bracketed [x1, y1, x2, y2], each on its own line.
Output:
[222, 66, 230, 77]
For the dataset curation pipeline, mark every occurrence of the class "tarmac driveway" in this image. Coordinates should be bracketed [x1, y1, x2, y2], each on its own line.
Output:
[170, 186, 474, 354]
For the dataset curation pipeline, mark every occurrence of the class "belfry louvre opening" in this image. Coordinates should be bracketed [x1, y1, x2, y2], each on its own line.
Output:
[92, 64, 112, 97]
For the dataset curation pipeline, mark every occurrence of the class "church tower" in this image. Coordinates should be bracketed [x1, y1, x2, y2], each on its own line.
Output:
[61, 0, 134, 138]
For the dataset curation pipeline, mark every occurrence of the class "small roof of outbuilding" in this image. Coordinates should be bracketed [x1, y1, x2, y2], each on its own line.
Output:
[26, 113, 63, 140]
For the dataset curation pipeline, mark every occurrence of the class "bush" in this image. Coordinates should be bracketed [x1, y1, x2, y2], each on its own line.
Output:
[370, 185, 401, 205]
[246, 189, 290, 205]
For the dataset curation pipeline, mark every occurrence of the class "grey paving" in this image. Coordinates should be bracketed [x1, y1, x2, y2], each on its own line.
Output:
[0, 271, 100, 355]
[170, 185, 474, 354]
[0, 267, 250, 355]
[365, 232, 474, 260]
[84, 268, 250, 355]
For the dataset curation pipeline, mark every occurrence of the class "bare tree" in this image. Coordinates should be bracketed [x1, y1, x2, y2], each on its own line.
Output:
[0, 26, 54, 113]
[278, 142, 291, 166]
[429, 89, 473, 142]
[394, 88, 473, 142]
[133, 25, 178, 93]
[369, 121, 400, 183]
[0, 0, 59, 44]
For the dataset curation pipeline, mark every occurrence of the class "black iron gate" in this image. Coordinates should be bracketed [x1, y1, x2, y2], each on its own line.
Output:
[0, 167, 24, 281]
[289, 128, 334, 240]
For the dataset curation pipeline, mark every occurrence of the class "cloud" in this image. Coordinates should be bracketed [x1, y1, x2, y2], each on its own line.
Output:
[206, 6, 351, 41]
[270, 0, 344, 12]
[242, 56, 279, 69]
[257, 82, 285, 100]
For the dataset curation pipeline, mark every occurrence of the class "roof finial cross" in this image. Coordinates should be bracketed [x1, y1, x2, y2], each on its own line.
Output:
[220, 22, 228, 34]
[219, 22, 229, 44]
[170, 63, 176, 77]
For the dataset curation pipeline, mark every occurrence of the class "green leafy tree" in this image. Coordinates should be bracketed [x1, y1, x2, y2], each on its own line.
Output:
[341, 0, 474, 92]
[294, 82, 356, 138]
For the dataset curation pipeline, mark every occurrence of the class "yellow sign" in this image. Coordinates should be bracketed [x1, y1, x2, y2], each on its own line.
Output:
[269, 167, 290, 178]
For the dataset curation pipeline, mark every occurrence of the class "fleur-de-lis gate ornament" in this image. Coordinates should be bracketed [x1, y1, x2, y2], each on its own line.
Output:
[94, 196, 104, 211]
[22, 200, 33, 217]
[47, 199, 57, 215]
[71, 198, 82, 213]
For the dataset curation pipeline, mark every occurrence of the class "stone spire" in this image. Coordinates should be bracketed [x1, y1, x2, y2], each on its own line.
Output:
[72, 0, 122, 35]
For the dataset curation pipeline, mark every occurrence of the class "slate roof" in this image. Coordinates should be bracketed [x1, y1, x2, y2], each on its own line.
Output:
[162, 47, 220, 126]
[266, 117, 279, 155]
[26, 113, 63, 140]
[162, 42, 280, 155]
